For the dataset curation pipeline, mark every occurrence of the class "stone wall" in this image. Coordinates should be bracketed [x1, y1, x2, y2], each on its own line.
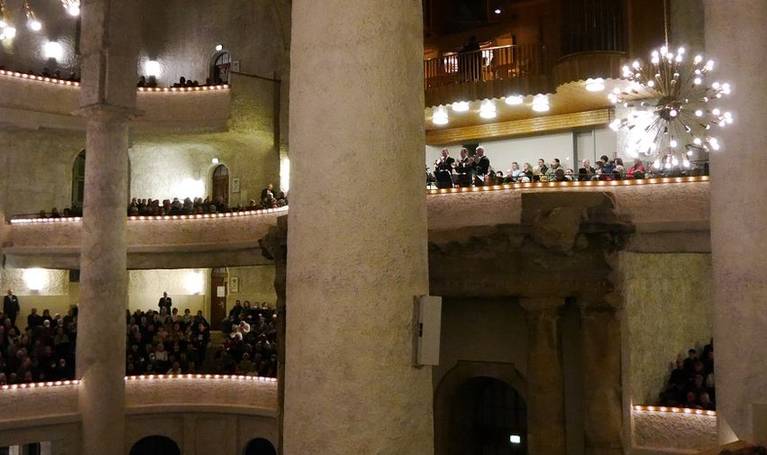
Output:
[434, 298, 528, 390]
[619, 252, 713, 405]
[226, 265, 277, 309]
[632, 410, 717, 452]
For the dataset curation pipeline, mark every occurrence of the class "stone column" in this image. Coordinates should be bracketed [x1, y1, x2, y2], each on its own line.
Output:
[75, 1, 139, 454]
[581, 305, 622, 455]
[706, 0, 767, 444]
[521, 298, 566, 455]
[284, 1, 432, 453]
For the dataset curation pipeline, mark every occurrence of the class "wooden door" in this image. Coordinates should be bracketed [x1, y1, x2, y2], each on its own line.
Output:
[212, 164, 229, 205]
[210, 268, 227, 330]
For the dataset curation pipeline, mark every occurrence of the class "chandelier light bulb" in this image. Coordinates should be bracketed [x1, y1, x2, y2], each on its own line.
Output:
[694, 55, 703, 64]
[670, 139, 678, 148]
[1, 26, 16, 40]
[504, 95, 524, 105]
[27, 18, 41, 31]
[531, 94, 550, 113]
[695, 110, 703, 117]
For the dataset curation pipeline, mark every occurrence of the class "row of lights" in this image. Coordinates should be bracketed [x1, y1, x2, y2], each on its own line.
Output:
[633, 404, 716, 417]
[0, 69, 230, 93]
[432, 94, 552, 126]
[427, 175, 710, 195]
[9, 177, 711, 225]
[138, 85, 229, 93]
[9, 206, 289, 225]
[0, 374, 277, 391]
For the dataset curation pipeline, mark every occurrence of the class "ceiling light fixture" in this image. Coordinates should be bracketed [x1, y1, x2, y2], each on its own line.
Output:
[504, 94, 524, 105]
[585, 77, 605, 92]
[451, 101, 470, 113]
[479, 99, 497, 119]
[432, 106, 449, 125]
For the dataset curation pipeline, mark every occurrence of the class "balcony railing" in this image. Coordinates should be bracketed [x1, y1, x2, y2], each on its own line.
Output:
[424, 44, 551, 107]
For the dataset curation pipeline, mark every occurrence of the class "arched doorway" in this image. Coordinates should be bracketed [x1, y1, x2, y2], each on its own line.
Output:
[71, 150, 86, 209]
[211, 51, 232, 84]
[129, 436, 180, 455]
[435, 361, 528, 455]
[243, 438, 277, 455]
[450, 377, 527, 454]
[212, 164, 230, 206]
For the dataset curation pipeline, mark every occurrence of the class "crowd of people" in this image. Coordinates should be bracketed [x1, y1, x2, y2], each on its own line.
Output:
[427, 147, 707, 189]
[0, 289, 278, 384]
[0, 290, 77, 385]
[658, 340, 715, 410]
[216, 300, 278, 378]
[137, 75, 227, 89]
[28, 184, 287, 219]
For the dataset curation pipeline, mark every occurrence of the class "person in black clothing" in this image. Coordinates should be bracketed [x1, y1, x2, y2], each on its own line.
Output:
[3, 290, 20, 326]
[434, 148, 455, 189]
[683, 349, 697, 373]
[158, 292, 173, 314]
[27, 308, 43, 328]
[455, 148, 473, 187]
[474, 147, 491, 185]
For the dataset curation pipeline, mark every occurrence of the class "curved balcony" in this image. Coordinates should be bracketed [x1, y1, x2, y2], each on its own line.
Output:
[2, 179, 711, 271]
[0, 375, 277, 453]
[552, 50, 627, 87]
[424, 44, 551, 107]
[2, 207, 287, 269]
[0, 69, 231, 132]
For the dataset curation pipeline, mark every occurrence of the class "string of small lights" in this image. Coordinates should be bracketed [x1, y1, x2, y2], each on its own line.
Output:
[0, 374, 277, 391]
[633, 404, 716, 417]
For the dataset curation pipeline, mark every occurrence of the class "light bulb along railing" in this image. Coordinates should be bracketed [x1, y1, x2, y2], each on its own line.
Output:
[0, 374, 277, 392]
[0, 68, 229, 93]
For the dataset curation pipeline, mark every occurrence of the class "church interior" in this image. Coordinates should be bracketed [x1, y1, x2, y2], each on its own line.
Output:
[0, 0, 763, 454]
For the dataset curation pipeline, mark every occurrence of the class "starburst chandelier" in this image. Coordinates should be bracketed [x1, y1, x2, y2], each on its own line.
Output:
[608, 45, 733, 170]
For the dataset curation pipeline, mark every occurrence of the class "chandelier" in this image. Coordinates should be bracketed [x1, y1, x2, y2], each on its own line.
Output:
[0, 0, 80, 41]
[608, 46, 733, 170]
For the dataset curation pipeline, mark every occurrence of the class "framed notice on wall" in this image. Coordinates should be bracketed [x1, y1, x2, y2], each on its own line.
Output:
[230, 277, 239, 294]
[232, 178, 241, 193]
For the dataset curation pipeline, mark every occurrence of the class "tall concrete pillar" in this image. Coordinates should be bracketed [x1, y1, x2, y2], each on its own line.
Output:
[521, 298, 566, 455]
[706, 0, 767, 443]
[581, 305, 622, 455]
[283, 1, 432, 453]
[75, 1, 139, 454]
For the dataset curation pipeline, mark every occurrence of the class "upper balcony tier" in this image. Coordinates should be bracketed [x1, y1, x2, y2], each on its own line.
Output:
[1, 179, 711, 270]
[0, 69, 231, 132]
[423, 43, 626, 108]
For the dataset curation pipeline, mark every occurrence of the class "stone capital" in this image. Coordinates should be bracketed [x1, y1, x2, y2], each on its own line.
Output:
[74, 103, 141, 123]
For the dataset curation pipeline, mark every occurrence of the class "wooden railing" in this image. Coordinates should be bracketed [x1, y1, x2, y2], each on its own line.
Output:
[423, 44, 551, 106]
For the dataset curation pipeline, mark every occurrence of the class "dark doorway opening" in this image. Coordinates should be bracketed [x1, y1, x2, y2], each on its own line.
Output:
[129, 436, 181, 455]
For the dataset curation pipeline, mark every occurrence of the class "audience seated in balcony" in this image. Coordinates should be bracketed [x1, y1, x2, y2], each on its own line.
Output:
[658, 340, 715, 410]
[425, 148, 707, 189]
[0, 306, 78, 385]
[217, 300, 278, 377]
[28, 187, 287, 219]
[0, 291, 279, 384]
